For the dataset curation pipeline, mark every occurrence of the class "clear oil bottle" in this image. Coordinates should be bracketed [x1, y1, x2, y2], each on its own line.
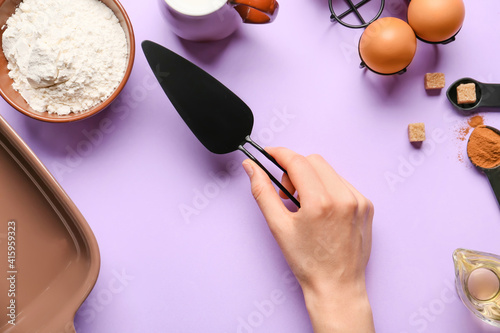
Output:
[454, 248, 500, 327]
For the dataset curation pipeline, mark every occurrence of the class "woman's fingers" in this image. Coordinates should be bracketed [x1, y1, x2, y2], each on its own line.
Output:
[336, 175, 374, 264]
[242, 159, 291, 230]
[304, 154, 357, 206]
[338, 175, 374, 218]
[266, 147, 327, 206]
[279, 173, 296, 199]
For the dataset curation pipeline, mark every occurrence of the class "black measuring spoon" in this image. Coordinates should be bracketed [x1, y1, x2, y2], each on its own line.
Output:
[447, 78, 500, 113]
[142, 41, 300, 208]
[467, 125, 500, 207]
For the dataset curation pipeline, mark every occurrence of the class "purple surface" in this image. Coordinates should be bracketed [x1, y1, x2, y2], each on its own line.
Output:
[2, 0, 500, 332]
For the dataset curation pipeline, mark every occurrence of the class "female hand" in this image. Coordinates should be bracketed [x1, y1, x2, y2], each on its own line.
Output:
[242, 147, 375, 333]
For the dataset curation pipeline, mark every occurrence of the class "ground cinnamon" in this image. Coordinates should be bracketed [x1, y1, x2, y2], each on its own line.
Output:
[458, 115, 484, 142]
[468, 115, 484, 128]
[467, 125, 500, 169]
[457, 115, 485, 164]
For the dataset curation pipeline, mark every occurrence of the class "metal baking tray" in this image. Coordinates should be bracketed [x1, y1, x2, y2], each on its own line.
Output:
[0, 114, 100, 332]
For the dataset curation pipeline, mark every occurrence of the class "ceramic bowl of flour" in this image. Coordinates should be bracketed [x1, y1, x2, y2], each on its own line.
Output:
[0, 0, 135, 122]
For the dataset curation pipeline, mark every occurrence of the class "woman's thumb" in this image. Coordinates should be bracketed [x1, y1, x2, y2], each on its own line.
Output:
[242, 159, 287, 222]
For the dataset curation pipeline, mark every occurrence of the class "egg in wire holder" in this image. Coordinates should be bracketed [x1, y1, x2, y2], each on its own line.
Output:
[329, 0, 408, 75]
[328, 0, 404, 75]
[406, 0, 461, 45]
[330, 0, 463, 75]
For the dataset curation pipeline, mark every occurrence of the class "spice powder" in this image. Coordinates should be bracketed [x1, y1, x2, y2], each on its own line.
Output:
[467, 126, 500, 169]
[468, 115, 484, 128]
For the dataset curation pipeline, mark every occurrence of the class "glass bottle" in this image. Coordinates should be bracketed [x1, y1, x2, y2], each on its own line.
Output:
[453, 248, 500, 327]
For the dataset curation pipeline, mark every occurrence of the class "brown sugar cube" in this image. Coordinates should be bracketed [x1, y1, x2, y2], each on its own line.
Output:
[425, 73, 445, 90]
[457, 83, 477, 104]
[408, 123, 425, 142]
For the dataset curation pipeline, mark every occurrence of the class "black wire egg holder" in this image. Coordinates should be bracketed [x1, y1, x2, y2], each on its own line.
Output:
[329, 0, 385, 29]
[329, 0, 460, 75]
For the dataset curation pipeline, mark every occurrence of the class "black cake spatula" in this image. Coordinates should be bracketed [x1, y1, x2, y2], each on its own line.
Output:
[142, 40, 299, 207]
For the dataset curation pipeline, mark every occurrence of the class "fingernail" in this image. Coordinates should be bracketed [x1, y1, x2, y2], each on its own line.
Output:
[242, 162, 253, 178]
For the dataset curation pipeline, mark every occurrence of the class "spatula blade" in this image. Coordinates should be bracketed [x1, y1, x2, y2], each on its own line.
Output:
[142, 40, 254, 154]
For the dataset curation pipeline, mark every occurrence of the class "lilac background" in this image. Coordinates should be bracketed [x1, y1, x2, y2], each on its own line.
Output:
[2, 0, 500, 332]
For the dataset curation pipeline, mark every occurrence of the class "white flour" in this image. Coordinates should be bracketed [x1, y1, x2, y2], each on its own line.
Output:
[2, 0, 128, 115]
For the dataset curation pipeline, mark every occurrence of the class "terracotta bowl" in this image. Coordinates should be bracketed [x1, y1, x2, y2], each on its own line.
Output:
[0, 0, 135, 122]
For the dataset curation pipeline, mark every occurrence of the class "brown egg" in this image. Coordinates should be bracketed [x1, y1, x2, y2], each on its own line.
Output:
[359, 17, 417, 75]
[408, 0, 465, 43]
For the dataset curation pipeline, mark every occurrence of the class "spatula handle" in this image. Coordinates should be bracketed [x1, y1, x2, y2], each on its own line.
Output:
[245, 136, 286, 174]
[239, 143, 300, 208]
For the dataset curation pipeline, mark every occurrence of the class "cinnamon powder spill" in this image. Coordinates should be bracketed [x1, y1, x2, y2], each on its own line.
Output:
[456, 115, 485, 164]
[457, 115, 484, 141]
[467, 125, 500, 169]
[468, 115, 484, 128]
[458, 151, 464, 163]
[457, 126, 470, 141]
